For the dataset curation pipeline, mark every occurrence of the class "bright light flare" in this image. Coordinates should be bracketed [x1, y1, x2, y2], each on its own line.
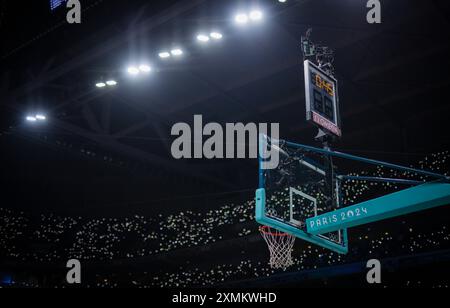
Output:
[127, 66, 140, 75]
[197, 34, 210, 42]
[96, 82, 106, 88]
[210, 32, 223, 40]
[235, 13, 249, 25]
[35, 115, 46, 121]
[106, 80, 117, 86]
[249, 10, 263, 21]
[159, 52, 171, 59]
[171, 48, 183, 56]
[26, 116, 37, 122]
[139, 65, 152, 73]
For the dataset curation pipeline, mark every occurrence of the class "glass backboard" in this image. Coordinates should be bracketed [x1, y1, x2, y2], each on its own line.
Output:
[256, 134, 348, 254]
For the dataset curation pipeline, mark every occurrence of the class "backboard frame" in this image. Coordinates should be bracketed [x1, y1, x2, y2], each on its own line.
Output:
[256, 134, 349, 254]
[256, 134, 449, 256]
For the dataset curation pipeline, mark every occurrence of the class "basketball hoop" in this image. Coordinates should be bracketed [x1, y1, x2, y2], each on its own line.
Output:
[259, 226, 295, 270]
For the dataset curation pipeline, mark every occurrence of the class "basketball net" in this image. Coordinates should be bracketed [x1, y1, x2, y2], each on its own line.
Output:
[259, 226, 295, 270]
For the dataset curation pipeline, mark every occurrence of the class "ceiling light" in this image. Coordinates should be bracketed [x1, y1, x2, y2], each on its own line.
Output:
[197, 34, 210, 42]
[139, 65, 152, 73]
[96, 82, 106, 88]
[235, 13, 249, 25]
[171, 48, 183, 56]
[159, 52, 171, 59]
[26, 116, 37, 122]
[249, 10, 263, 21]
[106, 80, 117, 86]
[127, 66, 140, 75]
[210, 32, 223, 40]
[35, 115, 46, 121]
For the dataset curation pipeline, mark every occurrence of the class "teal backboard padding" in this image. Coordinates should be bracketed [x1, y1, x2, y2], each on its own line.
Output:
[306, 183, 450, 235]
[256, 188, 349, 254]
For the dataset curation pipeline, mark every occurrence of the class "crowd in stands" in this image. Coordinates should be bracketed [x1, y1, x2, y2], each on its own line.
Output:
[0, 151, 448, 287]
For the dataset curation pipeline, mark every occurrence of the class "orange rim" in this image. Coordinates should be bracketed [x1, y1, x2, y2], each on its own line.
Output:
[259, 226, 292, 237]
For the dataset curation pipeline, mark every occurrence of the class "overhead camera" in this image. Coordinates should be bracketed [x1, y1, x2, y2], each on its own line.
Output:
[301, 28, 335, 76]
[301, 29, 315, 57]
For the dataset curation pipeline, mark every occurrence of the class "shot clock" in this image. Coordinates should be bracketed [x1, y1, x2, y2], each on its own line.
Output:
[304, 60, 342, 138]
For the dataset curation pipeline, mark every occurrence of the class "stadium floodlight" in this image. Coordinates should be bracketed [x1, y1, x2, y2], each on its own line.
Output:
[197, 34, 210, 43]
[210, 32, 223, 40]
[171, 48, 183, 56]
[139, 65, 152, 73]
[35, 114, 46, 121]
[127, 66, 140, 75]
[249, 10, 263, 21]
[106, 80, 117, 86]
[159, 51, 171, 59]
[26, 116, 37, 122]
[235, 13, 249, 25]
[96, 82, 106, 88]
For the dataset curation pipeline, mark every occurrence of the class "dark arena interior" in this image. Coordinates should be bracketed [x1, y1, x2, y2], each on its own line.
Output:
[1, 0, 450, 291]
